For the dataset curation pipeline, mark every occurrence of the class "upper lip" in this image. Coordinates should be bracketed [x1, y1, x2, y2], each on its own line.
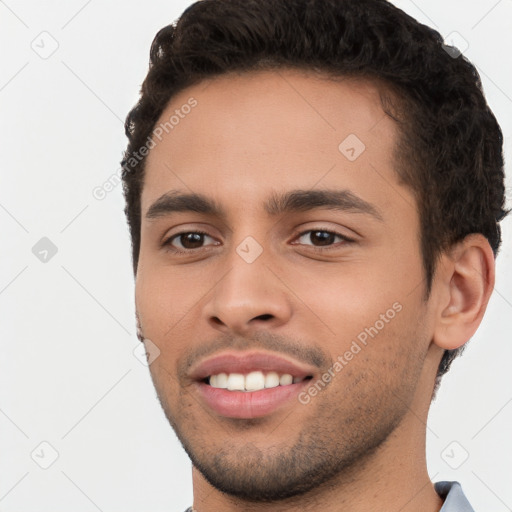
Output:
[189, 350, 318, 381]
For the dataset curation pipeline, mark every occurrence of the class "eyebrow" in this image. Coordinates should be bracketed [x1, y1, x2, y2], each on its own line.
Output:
[145, 189, 383, 222]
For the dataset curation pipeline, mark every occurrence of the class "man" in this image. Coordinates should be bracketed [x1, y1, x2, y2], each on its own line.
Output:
[121, 0, 508, 510]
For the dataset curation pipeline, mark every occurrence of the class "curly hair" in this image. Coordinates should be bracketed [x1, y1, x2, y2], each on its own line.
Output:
[121, 0, 508, 388]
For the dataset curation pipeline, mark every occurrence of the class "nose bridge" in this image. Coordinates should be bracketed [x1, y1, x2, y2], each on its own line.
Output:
[204, 234, 292, 332]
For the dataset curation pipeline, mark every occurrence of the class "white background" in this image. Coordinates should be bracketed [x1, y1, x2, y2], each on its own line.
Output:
[0, 1, 511, 511]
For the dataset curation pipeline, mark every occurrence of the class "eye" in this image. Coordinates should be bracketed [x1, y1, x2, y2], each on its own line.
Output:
[162, 227, 354, 255]
[163, 231, 219, 253]
[292, 228, 354, 250]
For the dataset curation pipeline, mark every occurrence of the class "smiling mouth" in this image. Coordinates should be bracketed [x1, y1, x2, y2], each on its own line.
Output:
[203, 371, 313, 392]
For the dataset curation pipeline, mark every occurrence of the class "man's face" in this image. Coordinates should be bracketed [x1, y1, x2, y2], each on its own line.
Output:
[135, 69, 438, 501]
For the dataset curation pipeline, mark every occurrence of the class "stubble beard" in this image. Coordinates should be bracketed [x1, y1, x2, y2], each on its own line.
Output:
[152, 378, 409, 503]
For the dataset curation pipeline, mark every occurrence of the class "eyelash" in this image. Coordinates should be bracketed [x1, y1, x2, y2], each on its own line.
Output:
[162, 228, 354, 254]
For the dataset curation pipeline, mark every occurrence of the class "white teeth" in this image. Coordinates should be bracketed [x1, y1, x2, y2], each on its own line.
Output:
[279, 374, 293, 386]
[264, 371, 280, 389]
[210, 372, 228, 389]
[245, 371, 265, 391]
[227, 373, 245, 391]
[208, 371, 304, 391]
[216, 372, 228, 388]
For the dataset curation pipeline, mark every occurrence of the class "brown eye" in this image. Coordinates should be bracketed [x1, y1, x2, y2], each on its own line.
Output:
[163, 231, 217, 252]
[294, 229, 354, 249]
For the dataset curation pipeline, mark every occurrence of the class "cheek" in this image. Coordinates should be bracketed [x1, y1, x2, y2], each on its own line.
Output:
[135, 268, 181, 358]
[285, 252, 426, 366]
[135, 264, 203, 333]
[135, 270, 190, 402]
[135, 270, 164, 332]
[135, 264, 216, 381]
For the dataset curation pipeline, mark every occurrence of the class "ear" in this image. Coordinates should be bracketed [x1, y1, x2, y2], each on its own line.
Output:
[135, 309, 145, 342]
[432, 234, 495, 350]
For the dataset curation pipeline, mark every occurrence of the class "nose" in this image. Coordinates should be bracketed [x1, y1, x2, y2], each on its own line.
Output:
[203, 249, 293, 336]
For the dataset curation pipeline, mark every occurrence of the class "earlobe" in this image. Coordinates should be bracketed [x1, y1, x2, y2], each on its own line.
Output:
[433, 234, 495, 351]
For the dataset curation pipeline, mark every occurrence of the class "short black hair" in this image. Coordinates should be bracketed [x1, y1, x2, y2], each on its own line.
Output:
[121, 0, 508, 387]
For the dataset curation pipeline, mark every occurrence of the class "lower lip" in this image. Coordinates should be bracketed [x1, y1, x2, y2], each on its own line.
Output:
[195, 380, 310, 419]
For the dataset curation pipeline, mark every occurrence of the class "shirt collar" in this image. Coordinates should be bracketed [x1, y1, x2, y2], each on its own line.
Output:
[435, 481, 475, 511]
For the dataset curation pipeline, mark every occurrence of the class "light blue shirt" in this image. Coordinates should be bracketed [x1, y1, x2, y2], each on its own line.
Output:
[184, 480, 475, 511]
[436, 481, 475, 511]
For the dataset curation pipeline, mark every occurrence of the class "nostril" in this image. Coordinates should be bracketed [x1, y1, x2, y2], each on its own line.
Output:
[255, 314, 273, 321]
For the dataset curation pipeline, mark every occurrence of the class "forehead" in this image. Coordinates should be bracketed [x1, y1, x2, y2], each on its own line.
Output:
[141, 69, 408, 219]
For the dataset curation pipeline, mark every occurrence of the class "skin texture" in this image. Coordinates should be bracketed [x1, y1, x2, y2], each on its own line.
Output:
[134, 69, 495, 511]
